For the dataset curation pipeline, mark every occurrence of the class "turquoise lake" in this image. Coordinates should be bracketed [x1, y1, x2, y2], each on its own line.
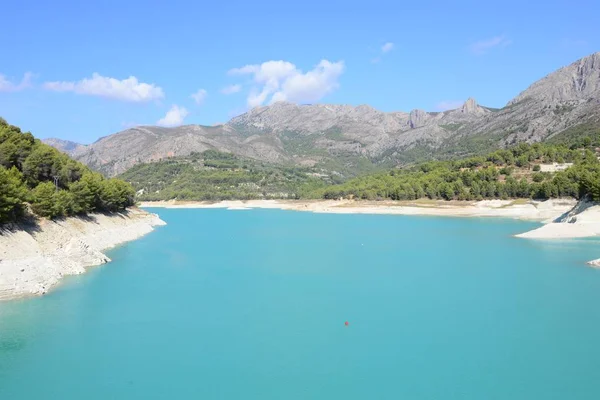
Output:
[2, 209, 600, 399]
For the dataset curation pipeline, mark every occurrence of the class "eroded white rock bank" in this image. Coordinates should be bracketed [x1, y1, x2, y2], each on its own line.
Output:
[143, 198, 600, 267]
[515, 199, 600, 267]
[0, 208, 165, 301]
[516, 200, 600, 239]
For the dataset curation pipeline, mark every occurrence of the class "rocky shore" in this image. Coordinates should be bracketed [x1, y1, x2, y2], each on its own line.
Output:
[516, 199, 600, 239]
[140, 198, 577, 221]
[142, 198, 600, 267]
[0, 208, 165, 301]
[3, 197, 596, 302]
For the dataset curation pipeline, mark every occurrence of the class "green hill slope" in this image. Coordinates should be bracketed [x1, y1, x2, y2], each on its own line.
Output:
[119, 139, 600, 203]
[119, 150, 334, 201]
[0, 118, 135, 223]
[318, 142, 600, 202]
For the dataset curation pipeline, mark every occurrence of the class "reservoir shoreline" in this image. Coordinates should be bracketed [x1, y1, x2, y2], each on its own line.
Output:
[140, 198, 575, 222]
[141, 198, 600, 266]
[3, 198, 600, 302]
[0, 208, 165, 301]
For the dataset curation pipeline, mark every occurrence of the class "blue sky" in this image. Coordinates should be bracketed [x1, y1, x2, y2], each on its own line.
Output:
[0, 0, 597, 143]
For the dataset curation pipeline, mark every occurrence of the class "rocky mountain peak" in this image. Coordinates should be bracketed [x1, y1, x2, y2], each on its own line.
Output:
[409, 109, 429, 128]
[452, 97, 490, 116]
[42, 138, 87, 156]
[574, 51, 600, 93]
[42, 52, 600, 177]
[461, 98, 478, 113]
[508, 51, 600, 105]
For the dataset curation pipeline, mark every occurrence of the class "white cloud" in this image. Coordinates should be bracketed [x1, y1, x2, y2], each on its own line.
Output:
[371, 42, 394, 63]
[228, 65, 260, 75]
[436, 100, 464, 111]
[43, 73, 164, 102]
[248, 87, 272, 108]
[381, 42, 394, 53]
[220, 84, 242, 95]
[228, 59, 344, 108]
[229, 61, 298, 85]
[469, 35, 512, 55]
[191, 88, 207, 105]
[157, 105, 188, 127]
[0, 72, 34, 92]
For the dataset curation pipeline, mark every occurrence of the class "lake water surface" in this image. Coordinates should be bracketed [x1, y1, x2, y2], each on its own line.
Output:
[1, 209, 600, 399]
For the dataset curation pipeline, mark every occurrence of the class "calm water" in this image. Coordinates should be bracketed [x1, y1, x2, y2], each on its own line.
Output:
[1, 209, 600, 399]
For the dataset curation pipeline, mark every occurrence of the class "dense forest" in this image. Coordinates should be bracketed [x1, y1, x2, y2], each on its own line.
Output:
[120, 140, 600, 203]
[318, 142, 600, 202]
[0, 118, 135, 223]
[119, 150, 333, 201]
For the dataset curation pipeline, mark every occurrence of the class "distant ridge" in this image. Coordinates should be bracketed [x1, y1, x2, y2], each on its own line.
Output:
[45, 52, 600, 177]
[42, 138, 87, 155]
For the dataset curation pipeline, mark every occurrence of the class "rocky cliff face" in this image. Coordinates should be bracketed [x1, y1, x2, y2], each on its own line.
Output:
[509, 52, 600, 105]
[46, 52, 600, 177]
[460, 98, 488, 115]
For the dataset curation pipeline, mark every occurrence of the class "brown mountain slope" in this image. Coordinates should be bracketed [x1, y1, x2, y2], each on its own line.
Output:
[45, 52, 600, 177]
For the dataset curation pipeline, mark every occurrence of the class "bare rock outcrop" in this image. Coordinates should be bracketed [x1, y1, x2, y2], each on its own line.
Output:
[44, 52, 600, 177]
[0, 208, 165, 300]
[460, 98, 487, 115]
[408, 109, 429, 128]
[509, 52, 600, 105]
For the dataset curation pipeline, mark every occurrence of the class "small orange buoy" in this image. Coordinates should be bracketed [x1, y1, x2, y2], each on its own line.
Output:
[344, 321, 349, 327]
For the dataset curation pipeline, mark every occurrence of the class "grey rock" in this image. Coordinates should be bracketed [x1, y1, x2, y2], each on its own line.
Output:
[42, 138, 87, 156]
[509, 52, 600, 105]
[461, 98, 486, 115]
[45, 52, 600, 177]
[409, 109, 429, 128]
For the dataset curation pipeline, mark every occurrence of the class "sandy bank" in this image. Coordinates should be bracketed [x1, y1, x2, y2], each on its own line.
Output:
[516, 200, 600, 239]
[516, 223, 600, 239]
[140, 198, 576, 222]
[141, 198, 600, 266]
[587, 259, 600, 268]
[515, 201, 600, 267]
[0, 208, 165, 301]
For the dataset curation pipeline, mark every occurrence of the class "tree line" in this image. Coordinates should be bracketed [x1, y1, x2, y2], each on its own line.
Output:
[119, 150, 330, 201]
[317, 142, 600, 202]
[0, 118, 135, 223]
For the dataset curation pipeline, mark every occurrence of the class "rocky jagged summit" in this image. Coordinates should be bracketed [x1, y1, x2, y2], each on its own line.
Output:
[509, 51, 600, 105]
[408, 109, 429, 128]
[42, 138, 88, 156]
[44, 52, 600, 177]
[460, 98, 487, 115]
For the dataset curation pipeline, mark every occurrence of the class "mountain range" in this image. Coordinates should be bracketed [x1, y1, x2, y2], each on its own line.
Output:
[46, 52, 600, 177]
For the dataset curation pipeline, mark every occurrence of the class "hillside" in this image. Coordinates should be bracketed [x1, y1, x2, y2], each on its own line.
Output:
[46, 52, 600, 178]
[0, 119, 135, 223]
[120, 136, 600, 203]
[317, 142, 600, 202]
[119, 150, 334, 201]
